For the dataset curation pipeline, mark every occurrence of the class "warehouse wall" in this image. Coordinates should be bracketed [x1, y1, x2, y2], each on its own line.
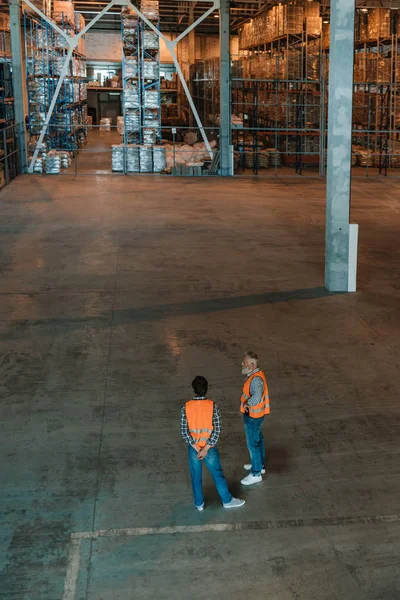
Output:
[86, 30, 239, 64]
[86, 31, 122, 61]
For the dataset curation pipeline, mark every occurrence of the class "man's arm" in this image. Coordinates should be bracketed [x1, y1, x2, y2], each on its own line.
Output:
[198, 404, 222, 459]
[180, 405, 198, 450]
[206, 403, 221, 447]
[246, 376, 264, 407]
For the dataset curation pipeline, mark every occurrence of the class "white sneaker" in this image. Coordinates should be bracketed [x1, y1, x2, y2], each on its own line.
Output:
[244, 464, 265, 475]
[241, 473, 263, 486]
[223, 497, 246, 508]
[196, 503, 204, 511]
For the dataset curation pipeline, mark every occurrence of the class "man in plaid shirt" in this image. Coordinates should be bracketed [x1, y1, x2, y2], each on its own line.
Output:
[181, 376, 245, 511]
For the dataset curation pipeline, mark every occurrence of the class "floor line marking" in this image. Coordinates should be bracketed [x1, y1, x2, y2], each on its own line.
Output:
[62, 538, 82, 600]
[63, 512, 400, 599]
[71, 512, 400, 540]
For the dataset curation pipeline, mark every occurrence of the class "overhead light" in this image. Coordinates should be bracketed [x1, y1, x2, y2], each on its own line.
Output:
[214, 13, 219, 18]
[360, 8, 368, 12]
[323, 19, 329, 24]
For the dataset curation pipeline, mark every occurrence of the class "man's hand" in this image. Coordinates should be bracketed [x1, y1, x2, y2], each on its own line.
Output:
[243, 402, 250, 414]
[197, 444, 211, 460]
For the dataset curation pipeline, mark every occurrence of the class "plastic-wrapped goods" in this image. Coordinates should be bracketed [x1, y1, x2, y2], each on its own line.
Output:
[306, 45, 320, 81]
[32, 157, 45, 173]
[143, 109, 159, 128]
[143, 60, 158, 79]
[80, 83, 87, 101]
[112, 144, 124, 171]
[125, 110, 140, 132]
[126, 145, 140, 172]
[357, 148, 374, 167]
[58, 151, 71, 169]
[377, 58, 391, 83]
[33, 55, 48, 76]
[30, 111, 46, 134]
[100, 117, 111, 132]
[144, 89, 159, 109]
[143, 129, 157, 145]
[53, 0, 75, 24]
[306, 16, 321, 36]
[0, 14, 10, 31]
[142, 30, 158, 50]
[124, 82, 140, 108]
[140, 146, 153, 172]
[74, 12, 85, 32]
[117, 116, 124, 135]
[140, 0, 159, 21]
[121, 7, 138, 29]
[287, 51, 302, 80]
[358, 11, 368, 41]
[286, 4, 303, 35]
[153, 146, 166, 172]
[125, 57, 138, 78]
[368, 8, 391, 41]
[29, 79, 47, 105]
[46, 150, 61, 174]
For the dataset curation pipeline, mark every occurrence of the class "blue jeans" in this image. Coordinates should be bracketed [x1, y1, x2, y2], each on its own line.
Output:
[244, 414, 265, 475]
[188, 445, 232, 507]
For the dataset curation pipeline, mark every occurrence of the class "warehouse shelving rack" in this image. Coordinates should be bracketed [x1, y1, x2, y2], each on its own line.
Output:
[229, 27, 325, 175]
[0, 58, 19, 186]
[351, 9, 400, 175]
[24, 11, 88, 153]
[121, 7, 142, 145]
[140, 17, 161, 145]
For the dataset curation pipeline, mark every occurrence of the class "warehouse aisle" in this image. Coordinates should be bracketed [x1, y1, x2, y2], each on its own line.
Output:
[0, 176, 400, 599]
[75, 128, 121, 175]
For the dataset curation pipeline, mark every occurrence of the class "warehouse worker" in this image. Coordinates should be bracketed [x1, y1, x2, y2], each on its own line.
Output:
[240, 351, 270, 486]
[181, 375, 245, 511]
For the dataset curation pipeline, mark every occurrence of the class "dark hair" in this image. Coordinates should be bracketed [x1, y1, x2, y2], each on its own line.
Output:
[192, 375, 208, 396]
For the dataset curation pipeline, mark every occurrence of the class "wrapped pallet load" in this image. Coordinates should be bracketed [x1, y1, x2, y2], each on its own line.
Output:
[153, 146, 166, 172]
[53, 0, 75, 25]
[140, 146, 153, 172]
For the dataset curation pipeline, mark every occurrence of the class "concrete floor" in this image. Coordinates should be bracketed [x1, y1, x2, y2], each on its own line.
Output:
[0, 174, 399, 600]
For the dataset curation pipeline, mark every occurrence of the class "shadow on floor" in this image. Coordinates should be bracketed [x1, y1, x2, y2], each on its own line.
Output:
[3, 286, 343, 341]
[266, 446, 290, 474]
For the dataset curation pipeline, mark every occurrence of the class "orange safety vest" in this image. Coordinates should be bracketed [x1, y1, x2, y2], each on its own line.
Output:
[185, 399, 214, 448]
[240, 369, 270, 419]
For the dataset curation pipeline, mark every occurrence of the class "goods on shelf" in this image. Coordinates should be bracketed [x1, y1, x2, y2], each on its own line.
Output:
[100, 117, 111, 132]
[153, 146, 166, 171]
[139, 145, 153, 171]
[117, 116, 124, 135]
[126, 145, 140, 171]
[25, 10, 87, 164]
[53, 0, 75, 25]
[140, 0, 159, 21]
[239, 3, 321, 50]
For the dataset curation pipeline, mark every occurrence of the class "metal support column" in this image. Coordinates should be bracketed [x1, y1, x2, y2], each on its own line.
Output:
[325, 0, 357, 291]
[188, 6, 195, 127]
[9, 0, 27, 172]
[219, 0, 232, 176]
